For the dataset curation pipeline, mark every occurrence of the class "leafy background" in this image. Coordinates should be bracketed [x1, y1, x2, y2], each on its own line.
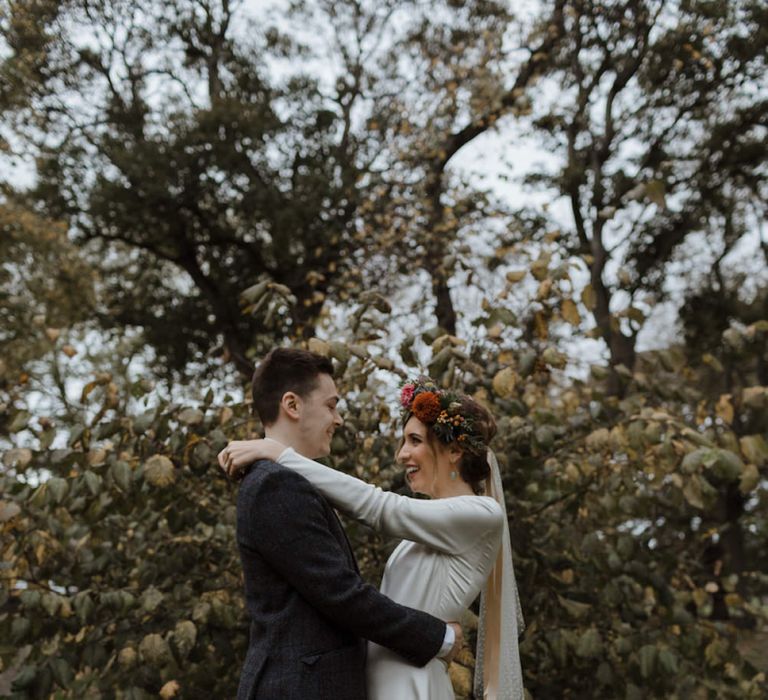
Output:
[1, 1, 766, 698]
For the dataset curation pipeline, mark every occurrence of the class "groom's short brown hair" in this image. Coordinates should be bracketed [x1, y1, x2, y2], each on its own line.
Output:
[252, 347, 335, 426]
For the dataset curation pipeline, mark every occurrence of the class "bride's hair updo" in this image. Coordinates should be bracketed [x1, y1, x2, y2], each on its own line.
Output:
[399, 377, 497, 494]
[453, 396, 496, 492]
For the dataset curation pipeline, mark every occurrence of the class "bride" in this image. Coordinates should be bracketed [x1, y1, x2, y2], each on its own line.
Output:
[221, 377, 525, 699]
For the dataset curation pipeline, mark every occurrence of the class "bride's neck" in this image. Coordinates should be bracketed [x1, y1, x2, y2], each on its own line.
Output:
[432, 479, 475, 499]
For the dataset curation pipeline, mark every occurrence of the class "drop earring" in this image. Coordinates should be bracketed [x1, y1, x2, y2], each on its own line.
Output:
[449, 470, 458, 481]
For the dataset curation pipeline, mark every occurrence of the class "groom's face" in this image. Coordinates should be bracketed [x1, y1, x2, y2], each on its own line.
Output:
[295, 373, 343, 458]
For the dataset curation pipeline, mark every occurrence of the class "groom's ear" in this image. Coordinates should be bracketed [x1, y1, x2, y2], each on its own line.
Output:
[280, 391, 302, 420]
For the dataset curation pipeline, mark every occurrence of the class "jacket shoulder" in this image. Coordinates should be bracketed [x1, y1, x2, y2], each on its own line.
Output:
[238, 459, 320, 503]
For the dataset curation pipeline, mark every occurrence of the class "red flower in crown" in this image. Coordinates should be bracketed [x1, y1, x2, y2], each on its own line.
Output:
[412, 391, 442, 423]
[400, 383, 416, 408]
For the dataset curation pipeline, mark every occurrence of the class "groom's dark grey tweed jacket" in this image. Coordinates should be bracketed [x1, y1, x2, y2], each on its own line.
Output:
[236, 459, 445, 700]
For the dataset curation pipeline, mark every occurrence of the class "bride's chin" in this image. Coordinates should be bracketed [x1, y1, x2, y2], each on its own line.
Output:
[407, 481, 427, 497]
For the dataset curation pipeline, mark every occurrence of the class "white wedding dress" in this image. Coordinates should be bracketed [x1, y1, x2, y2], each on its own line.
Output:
[276, 447, 505, 700]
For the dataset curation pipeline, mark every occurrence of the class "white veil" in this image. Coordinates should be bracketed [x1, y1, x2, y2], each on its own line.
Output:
[473, 449, 525, 700]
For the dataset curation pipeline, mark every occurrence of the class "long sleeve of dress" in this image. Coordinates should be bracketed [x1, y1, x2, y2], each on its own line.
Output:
[276, 447, 503, 554]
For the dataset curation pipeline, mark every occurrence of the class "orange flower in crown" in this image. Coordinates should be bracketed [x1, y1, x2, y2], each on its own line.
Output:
[411, 391, 442, 423]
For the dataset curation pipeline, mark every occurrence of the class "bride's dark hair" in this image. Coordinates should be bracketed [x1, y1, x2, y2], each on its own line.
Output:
[453, 396, 496, 493]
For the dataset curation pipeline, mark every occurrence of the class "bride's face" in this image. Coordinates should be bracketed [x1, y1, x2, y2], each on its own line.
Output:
[397, 416, 442, 497]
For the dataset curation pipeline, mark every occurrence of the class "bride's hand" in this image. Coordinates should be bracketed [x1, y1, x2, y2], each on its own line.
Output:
[218, 439, 285, 479]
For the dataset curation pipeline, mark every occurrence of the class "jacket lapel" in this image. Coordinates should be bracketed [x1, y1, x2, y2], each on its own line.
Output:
[324, 499, 359, 574]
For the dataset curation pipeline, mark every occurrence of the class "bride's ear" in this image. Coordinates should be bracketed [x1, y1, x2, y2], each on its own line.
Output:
[280, 391, 301, 420]
[447, 443, 463, 465]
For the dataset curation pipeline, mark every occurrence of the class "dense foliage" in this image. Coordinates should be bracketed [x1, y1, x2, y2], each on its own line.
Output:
[1, 0, 766, 698]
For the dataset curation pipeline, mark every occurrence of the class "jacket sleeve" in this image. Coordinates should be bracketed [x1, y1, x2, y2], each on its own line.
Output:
[239, 464, 445, 666]
[276, 447, 504, 555]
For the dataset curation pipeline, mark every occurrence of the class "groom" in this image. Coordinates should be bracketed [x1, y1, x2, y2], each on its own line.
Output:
[222, 347, 462, 699]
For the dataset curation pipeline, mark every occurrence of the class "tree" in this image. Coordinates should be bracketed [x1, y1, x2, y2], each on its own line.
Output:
[2, 299, 766, 698]
[355, 0, 567, 335]
[514, 0, 768, 393]
[2, 1, 766, 698]
[0, 197, 96, 428]
[1, 0, 402, 377]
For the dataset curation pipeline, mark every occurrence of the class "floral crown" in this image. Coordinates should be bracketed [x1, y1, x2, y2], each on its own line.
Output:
[399, 376, 487, 455]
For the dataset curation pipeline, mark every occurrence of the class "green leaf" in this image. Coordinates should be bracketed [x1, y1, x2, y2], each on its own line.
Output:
[68, 424, 87, 447]
[41, 592, 61, 617]
[132, 410, 156, 435]
[171, 620, 197, 661]
[73, 592, 94, 624]
[736, 632, 768, 672]
[399, 335, 418, 367]
[638, 644, 656, 678]
[240, 280, 269, 304]
[739, 463, 760, 494]
[3, 447, 33, 469]
[682, 475, 704, 509]
[427, 346, 452, 376]
[190, 441, 215, 472]
[138, 633, 172, 667]
[483, 306, 517, 328]
[119, 590, 136, 612]
[11, 617, 30, 643]
[8, 410, 31, 433]
[118, 646, 137, 670]
[658, 648, 679, 675]
[19, 591, 41, 609]
[557, 595, 591, 619]
[740, 435, 768, 467]
[307, 337, 330, 356]
[83, 470, 102, 496]
[178, 408, 204, 426]
[29, 483, 49, 508]
[682, 448, 743, 480]
[111, 461, 132, 491]
[328, 340, 351, 364]
[596, 661, 613, 685]
[575, 628, 602, 658]
[47, 477, 69, 504]
[701, 353, 724, 372]
[0, 500, 21, 522]
[11, 664, 37, 690]
[705, 449, 744, 480]
[645, 179, 666, 208]
[141, 586, 163, 614]
[681, 448, 707, 473]
[49, 657, 73, 688]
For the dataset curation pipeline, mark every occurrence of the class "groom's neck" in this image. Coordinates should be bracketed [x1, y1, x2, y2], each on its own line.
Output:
[264, 425, 317, 460]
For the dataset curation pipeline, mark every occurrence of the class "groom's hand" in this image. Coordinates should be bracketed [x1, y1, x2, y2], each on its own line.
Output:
[443, 622, 464, 664]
